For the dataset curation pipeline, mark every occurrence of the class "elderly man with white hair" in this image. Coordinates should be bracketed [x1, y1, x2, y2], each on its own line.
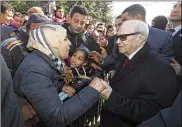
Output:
[97, 20, 178, 127]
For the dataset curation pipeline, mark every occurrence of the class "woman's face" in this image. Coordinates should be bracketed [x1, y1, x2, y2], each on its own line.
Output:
[59, 36, 71, 60]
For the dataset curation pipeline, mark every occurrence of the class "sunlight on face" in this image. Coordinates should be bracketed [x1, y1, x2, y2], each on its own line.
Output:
[117, 23, 141, 56]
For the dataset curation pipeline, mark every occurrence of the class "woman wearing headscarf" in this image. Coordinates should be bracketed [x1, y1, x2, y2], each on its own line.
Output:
[13, 24, 105, 127]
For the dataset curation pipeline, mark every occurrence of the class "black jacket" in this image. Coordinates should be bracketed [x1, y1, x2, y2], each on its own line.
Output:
[173, 28, 182, 69]
[1, 54, 24, 127]
[13, 50, 99, 127]
[100, 43, 178, 127]
[172, 28, 182, 91]
[62, 23, 101, 56]
[1, 29, 29, 76]
[137, 91, 181, 127]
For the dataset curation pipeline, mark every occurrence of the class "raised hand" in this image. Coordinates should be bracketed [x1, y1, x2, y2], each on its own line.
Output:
[90, 51, 103, 63]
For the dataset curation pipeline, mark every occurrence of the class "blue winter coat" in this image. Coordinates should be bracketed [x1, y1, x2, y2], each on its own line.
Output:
[13, 50, 99, 127]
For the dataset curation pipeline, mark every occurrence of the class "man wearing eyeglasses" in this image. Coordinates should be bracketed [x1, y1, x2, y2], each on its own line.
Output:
[99, 20, 178, 127]
[120, 4, 174, 61]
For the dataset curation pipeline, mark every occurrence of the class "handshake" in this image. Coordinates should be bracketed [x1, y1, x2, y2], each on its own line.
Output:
[89, 77, 112, 100]
[61, 77, 112, 101]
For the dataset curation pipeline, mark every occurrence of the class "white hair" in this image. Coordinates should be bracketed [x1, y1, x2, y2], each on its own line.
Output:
[123, 20, 149, 41]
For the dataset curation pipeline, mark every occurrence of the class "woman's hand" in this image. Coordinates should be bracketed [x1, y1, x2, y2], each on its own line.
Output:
[62, 85, 76, 97]
[21, 103, 36, 121]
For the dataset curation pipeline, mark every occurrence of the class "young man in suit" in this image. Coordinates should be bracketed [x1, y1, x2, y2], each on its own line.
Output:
[169, 1, 182, 89]
[98, 20, 178, 127]
[120, 4, 174, 61]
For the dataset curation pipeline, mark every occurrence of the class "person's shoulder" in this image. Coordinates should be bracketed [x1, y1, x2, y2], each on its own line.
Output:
[150, 27, 172, 36]
[23, 51, 54, 72]
[61, 22, 70, 29]
[1, 37, 22, 51]
[148, 50, 171, 68]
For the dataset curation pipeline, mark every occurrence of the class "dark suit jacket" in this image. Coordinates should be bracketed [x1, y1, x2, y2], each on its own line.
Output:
[137, 91, 181, 127]
[1, 54, 24, 127]
[148, 27, 174, 60]
[173, 28, 182, 66]
[100, 43, 178, 127]
[173, 28, 182, 91]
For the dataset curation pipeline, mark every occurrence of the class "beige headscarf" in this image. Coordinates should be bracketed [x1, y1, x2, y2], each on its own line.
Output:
[27, 24, 67, 71]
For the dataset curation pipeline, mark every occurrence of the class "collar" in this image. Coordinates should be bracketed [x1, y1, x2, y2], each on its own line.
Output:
[173, 25, 182, 36]
[128, 46, 143, 60]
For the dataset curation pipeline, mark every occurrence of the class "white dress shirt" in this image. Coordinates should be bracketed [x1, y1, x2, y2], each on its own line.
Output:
[172, 25, 182, 36]
[128, 46, 143, 60]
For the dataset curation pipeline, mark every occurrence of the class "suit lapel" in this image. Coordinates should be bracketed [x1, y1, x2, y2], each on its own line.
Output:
[173, 28, 182, 41]
[173, 28, 182, 65]
[110, 44, 151, 84]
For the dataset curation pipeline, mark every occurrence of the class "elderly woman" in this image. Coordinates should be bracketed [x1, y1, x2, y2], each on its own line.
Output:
[13, 24, 105, 126]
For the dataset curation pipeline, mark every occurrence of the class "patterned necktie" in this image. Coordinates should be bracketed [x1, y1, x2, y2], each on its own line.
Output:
[122, 57, 129, 68]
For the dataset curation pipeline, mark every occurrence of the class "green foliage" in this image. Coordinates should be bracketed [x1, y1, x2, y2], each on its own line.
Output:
[7, 1, 48, 12]
[57, 1, 113, 23]
[7, 1, 113, 23]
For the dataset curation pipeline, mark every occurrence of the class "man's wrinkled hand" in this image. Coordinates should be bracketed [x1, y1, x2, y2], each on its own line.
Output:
[89, 77, 106, 93]
[171, 58, 181, 76]
[21, 103, 36, 121]
[62, 85, 76, 97]
[100, 80, 112, 100]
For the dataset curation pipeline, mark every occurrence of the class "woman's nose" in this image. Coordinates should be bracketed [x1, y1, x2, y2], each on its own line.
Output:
[116, 38, 120, 44]
[67, 39, 71, 45]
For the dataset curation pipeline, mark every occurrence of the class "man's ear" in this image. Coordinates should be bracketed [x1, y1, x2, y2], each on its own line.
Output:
[137, 34, 146, 46]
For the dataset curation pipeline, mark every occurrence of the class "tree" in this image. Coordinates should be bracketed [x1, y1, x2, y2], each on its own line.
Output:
[7, 1, 48, 13]
[7, 1, 113, 23]
[56, 1, 113, 23]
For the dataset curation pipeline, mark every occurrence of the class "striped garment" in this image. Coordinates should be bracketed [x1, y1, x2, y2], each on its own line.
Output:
[28, 24, 64, 72]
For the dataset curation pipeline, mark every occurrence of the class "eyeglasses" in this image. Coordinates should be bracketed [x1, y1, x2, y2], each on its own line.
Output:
[117, 32, 142, 41]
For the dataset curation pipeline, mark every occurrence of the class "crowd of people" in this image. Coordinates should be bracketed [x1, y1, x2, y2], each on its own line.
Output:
[0, 1, 181, 127]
